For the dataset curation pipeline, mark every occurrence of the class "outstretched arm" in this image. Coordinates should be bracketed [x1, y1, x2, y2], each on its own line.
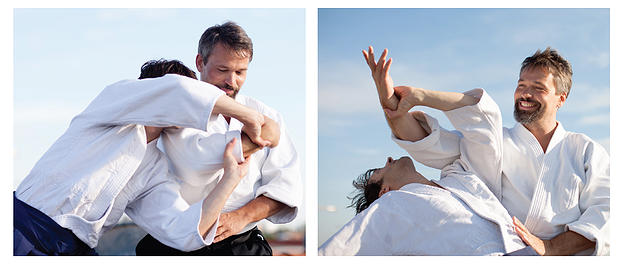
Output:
[387, 86, 479, 117]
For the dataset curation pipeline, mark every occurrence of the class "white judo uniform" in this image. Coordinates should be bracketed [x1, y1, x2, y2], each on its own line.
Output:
[319, 89, 527, 256]
[15, 74, 243, 251]
[161, 94, 302, 234]
[395, 89, 610, 255]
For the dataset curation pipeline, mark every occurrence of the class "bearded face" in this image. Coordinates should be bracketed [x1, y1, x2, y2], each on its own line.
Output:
[514, 97, 545, 124]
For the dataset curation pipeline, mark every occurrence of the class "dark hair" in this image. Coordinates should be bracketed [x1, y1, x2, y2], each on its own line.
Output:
[198, 21, 253, 63]
[520, 47, 573, 97]
[348, 168, 383, 214]
[138, 59, 197, 80]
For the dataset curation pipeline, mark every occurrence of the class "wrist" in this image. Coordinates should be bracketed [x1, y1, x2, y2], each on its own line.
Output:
[542, 239, 555, 256]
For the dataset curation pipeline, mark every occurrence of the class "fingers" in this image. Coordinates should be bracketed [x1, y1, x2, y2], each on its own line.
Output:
[238, 157, 250, 177]
[376, 49, 387, 75]
[384, 57, 392, 76]
[223, 138, 237, 160]
[364, 46, 376, 71]
[513, 216, 527, 230]
[214, 232, 227, 243]
[512, 217, 531, 240]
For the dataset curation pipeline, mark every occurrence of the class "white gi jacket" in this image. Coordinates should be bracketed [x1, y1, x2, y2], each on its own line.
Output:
[319, 89, 526, 255]
[161, 94, 301, 234]
[15, 74, 239, 250]
[394, 88, 610, 255]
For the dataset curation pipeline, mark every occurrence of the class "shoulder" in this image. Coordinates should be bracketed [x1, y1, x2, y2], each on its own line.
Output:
[563, 131, 609, 157]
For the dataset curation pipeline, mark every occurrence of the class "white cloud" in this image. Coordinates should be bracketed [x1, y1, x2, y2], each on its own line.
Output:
[563, 83, 610, 113]
[586, 52, 610, 69]
[577, 113, 609, 126]
[319, 205, 337, 212]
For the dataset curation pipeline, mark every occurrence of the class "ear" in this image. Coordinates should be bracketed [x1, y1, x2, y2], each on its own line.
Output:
[378, 185, 390, 198]
[558, 92, 567, 109]
[195, 54, 204, 72]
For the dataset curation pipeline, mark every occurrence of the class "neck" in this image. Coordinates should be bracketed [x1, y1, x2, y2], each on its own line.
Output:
[399, 174, 440, 189]
[523, 118, 558, 153]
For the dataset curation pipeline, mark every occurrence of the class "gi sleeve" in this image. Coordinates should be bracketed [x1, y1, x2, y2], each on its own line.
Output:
[161, 127, 243, 187]
[392, 112, 462, 170]
[125, 172, 218, 252]
[443, 88, 504, 197]
[566, 141, 610, 256]
[76, 74, 224, 131]
[254, 113, 302, 224]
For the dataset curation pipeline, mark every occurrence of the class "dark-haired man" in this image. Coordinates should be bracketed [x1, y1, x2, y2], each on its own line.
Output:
[136, 22, 301, 256]
[319, 70, 530, 255]
[13, 59, 273, 255]
[368, 47, 609, 255]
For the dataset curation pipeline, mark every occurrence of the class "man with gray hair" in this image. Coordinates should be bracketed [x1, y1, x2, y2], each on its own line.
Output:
[379, 46, 609, 255]
[136, 21, 301, 256]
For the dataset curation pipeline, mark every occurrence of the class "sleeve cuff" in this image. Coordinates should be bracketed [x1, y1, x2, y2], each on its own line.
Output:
[191, 201, 218, 247]
[255, 185, 300, 224]
[566, 221, 608, 256]
[225, 130, 244, 163]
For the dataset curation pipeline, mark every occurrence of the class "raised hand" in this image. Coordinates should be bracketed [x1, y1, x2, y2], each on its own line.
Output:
[384, 86, 424, 119]
[362, 46, 399, 111]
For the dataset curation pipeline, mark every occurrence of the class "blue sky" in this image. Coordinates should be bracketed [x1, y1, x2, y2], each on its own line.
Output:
[318, 8, 610, 244]
[12, 8, 306, 230]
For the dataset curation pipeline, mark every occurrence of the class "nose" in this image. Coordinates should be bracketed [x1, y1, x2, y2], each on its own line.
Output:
[225, 72, 237, 87]
[386, 157, 393, 165]
[516, 87, 533, 99]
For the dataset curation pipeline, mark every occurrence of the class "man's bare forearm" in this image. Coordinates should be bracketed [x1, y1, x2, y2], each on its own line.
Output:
[545, 230, 595, 255]
[395, 86, 479, 112]
[417, 88, 479, 111]
[231, 195, 286, 224]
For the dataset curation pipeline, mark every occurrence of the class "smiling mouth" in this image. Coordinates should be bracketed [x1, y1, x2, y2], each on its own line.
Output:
[517, 100, 540, 110]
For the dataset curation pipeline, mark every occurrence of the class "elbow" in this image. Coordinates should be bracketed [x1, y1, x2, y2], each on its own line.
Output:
[262, 116, 281, 148]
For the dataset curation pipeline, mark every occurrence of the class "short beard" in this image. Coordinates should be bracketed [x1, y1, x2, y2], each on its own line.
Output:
[514, 98, 544, 124]
[220, 84, 240, 99]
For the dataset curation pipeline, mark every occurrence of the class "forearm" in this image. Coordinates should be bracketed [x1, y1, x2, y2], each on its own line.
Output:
[545, 230, 595, 256]
[385, 111, 429, 142]
[416, 88, 479, 111]
[230, 195, 287, 224]
[212, 95, 257, 124]
[198, 172, 241, 237]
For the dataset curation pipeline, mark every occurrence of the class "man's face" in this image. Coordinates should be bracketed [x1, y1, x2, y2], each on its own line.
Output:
[369, 156, 415, 196]
[513, 67, 565, 125]
[196, 42, 250, 99]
